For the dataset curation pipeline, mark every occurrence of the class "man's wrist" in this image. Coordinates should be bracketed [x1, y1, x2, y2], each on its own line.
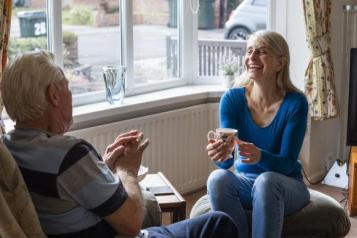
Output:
[116, 168, 138, 179]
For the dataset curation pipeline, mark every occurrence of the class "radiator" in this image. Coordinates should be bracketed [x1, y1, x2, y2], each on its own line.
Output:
[67, 103, 219, 194]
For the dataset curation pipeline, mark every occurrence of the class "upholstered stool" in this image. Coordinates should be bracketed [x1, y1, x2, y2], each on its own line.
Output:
[190, 189, 350, 238]
[141, 190, 162, 228]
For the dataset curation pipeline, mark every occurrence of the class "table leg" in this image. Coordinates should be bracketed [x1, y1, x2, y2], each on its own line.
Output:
[172, 202, 186, 223]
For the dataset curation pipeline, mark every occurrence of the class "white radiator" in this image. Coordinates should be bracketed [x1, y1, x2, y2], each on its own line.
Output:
[67, 103, 219, 194]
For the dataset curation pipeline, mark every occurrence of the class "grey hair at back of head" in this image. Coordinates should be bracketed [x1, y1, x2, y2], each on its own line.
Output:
[1, 50, 65, 122]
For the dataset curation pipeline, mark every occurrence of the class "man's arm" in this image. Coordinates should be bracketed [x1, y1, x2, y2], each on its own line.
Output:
[104, 170, 144, 236]
[103, 134, 149, 236]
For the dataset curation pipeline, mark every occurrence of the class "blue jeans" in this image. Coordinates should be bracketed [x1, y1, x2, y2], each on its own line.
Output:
[146, 211, 239, 238]
[207, 170, 310, 238]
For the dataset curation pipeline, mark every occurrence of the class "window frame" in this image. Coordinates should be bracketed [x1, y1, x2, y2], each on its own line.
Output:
[123, 0, 185, 97]
[44, 0, 276, 107]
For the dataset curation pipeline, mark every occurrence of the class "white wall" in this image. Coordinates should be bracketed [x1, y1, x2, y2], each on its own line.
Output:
[271, 0, 356, 182]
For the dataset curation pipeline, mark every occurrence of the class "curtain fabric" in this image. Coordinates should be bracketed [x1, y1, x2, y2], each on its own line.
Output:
[303, 0, 339, 120]
[0, 0, 11, 133]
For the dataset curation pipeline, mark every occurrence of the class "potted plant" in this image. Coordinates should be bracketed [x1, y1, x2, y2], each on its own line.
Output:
[220, 57, 239, 89]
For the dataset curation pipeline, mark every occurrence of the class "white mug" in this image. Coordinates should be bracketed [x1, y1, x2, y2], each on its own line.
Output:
[207, 128, 238, 141]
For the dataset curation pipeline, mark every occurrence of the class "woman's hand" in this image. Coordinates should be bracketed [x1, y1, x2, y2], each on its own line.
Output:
[206, 134, 235, 162]
[236, 139, 262, 164]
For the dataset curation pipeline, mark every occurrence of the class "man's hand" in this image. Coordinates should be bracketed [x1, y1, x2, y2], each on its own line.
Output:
[206, 134, 235, 162]
[114, 132, 150, 176]
[103, 130, 141, 171]
[104, 132, 149, 236]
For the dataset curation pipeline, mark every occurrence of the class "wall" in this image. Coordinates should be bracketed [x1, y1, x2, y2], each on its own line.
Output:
[271, 0, 357, 182]
[133, 0, 169, 25]
[69, 0, 118, 7]
[68, 0, 169, 25]
[68, 103, 219, 193]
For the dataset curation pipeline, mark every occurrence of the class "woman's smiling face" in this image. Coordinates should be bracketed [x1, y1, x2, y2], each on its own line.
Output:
[244, 36, 284, 83]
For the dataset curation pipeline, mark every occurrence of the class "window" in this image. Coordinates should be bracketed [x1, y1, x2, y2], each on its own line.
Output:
[9, 0, 47, 62]
[61, 1, 117, 97]
[132, 0, 180, 90]
[8, 0, 180, 106]
[7, 0, 271, 107]
[196, 0, 267, 84]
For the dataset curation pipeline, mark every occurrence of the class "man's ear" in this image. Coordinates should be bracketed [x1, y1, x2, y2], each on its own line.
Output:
[47, 83, 60, 107]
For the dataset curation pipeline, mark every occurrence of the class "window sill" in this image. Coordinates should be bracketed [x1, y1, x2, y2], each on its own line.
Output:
[4, 85, 225, 131]
[71, 85, 225, 130]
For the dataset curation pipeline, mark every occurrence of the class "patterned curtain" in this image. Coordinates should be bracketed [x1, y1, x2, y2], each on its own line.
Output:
[303, 0, 339, 120]
[0, 0, 12, 133]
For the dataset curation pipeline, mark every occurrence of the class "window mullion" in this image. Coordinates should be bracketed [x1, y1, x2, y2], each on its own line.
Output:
[122, 0, 134, 94]
[181, 0, 198, 85]
[269, 0, 287, 37]
[47, 0, 63, 67]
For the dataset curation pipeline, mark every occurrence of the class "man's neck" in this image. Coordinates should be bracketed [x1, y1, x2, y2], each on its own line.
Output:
[16, 119, 48, 131]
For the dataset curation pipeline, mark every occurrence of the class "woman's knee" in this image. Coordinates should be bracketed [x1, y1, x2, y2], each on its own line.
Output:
[207, 169, 235, 193]
[252, 172, 281, 195]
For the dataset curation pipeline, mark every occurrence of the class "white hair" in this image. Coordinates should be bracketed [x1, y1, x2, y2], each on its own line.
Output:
[1, 50, 66, 122]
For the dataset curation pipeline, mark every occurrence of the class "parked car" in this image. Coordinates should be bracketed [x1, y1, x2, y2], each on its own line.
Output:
[224, 0, 267, 40]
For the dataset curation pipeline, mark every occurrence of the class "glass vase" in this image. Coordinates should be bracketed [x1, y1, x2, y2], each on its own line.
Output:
[103, 65, 127, 104]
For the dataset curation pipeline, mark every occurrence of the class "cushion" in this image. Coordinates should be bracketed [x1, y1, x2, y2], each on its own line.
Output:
[190, 189, 350, 238]
[0, 142, 46, 238]
[141, 190, 162, 228]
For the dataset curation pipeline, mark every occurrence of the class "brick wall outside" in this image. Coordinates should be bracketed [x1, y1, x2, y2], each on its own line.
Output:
[26, 0, 240, 28]
[69, 0, 118, 8]
[69, 0, 169, 26]
[28, 0, 45, 8]
[133, 0, 169, 25]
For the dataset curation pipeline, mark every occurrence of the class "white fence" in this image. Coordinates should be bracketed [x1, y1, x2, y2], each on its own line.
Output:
[166, 36, 246, 77]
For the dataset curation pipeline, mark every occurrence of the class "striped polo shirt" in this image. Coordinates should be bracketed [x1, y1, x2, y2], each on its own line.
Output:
[2, 127, 128, 237]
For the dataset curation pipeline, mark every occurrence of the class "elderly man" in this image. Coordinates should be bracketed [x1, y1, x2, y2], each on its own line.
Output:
[1, 51, 239, 238]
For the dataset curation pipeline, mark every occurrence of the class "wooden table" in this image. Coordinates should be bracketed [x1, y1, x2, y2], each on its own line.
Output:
[140, 172, 186, 223]
[349, 146, 357, 216]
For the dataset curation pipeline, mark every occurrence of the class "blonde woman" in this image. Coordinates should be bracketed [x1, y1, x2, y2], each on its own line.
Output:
[206, 30, 310, 238]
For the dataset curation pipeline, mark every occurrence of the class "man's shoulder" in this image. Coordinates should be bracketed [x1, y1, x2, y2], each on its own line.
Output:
[49, 134, 86, 148]
[2, 129, 99, 174]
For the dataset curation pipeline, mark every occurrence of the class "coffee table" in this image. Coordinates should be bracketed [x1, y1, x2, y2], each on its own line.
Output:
[140, 172, 186, 223]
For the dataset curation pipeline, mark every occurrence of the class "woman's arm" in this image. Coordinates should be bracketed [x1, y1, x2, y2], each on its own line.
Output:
[213, 90, 241, 169]
[256, 96, 308, 175]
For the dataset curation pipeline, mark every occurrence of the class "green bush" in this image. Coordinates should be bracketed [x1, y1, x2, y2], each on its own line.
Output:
[8, 37, 47, 62]
[63, 5, 93, 25]
[63, 31, 78, 45]
[8, 30, 78, 63]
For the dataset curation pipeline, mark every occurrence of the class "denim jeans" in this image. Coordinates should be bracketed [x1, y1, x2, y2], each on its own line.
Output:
[207, 169, 310, 238]
[146, 211, 239, 238]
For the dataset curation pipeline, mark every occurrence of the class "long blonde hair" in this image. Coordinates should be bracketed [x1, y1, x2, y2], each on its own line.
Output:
[236, 30, 300, 93]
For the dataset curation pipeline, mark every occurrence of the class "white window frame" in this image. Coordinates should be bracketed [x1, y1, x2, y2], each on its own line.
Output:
[123, 0, 186, 96]
[44, 0, 279, 107]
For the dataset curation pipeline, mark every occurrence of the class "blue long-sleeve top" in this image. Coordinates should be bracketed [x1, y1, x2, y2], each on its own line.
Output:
[216, 87, 308, 179]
